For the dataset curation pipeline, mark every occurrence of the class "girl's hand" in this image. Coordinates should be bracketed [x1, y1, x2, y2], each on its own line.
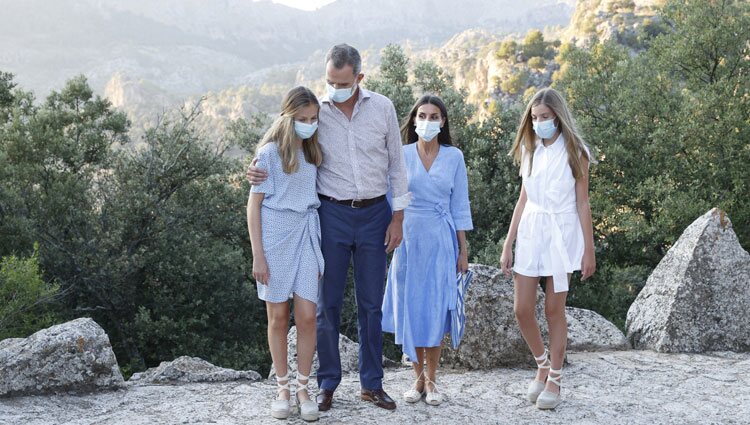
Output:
[457, 250, 469, 274]
[581, 248, 596, 280]
[253, 255, 270, 285]
[500, 245, 513, 277]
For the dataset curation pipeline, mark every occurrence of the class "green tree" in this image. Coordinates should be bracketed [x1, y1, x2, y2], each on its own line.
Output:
[496, 40, 518, 61]
[366, 44, 416, 119]
[553, 0, 750, 325]
[0, 246, 60, 340]
[0, 75, 270, 376]
[462, 106, 522, 264]
[500, 69, 529, 95]
[413, 60, 476, 145]
[523, 30, 547, 59]
[0, 72, 15, 116]
[528, 56, 546, 70]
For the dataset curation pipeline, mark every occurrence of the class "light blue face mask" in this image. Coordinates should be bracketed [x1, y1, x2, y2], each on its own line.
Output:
[327, 81, 357, 103]
[294, 121, 318, 140]
[533, 118, 557, 139]
[415, 120, 441, 142]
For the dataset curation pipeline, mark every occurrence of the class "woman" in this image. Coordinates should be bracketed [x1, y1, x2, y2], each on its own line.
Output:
[499, 87, 596, 410]
[381, 95, 473, 406]
[247, 86, 324, 421]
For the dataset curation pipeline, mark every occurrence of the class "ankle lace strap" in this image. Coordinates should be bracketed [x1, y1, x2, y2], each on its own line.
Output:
[295, 372, 310, 394]
[275, 372, 290, 393]
[534, 349, 550, 369]
[424, 375, 439, 393]
[547, 368, 562, 386]
[276, 372, 290, 382]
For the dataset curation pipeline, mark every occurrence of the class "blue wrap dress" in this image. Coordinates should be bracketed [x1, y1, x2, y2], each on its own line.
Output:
[381, 143, 473, 360]
[251, 142, 324, 304]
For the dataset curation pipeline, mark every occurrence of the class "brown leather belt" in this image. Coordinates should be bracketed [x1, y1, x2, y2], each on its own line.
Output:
[318, 194, 386, 209]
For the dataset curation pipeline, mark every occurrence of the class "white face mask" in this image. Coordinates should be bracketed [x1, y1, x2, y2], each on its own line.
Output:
[415, 120, 441, 142]
[533, 118, 557, 139]
[327, 81, 357, 103]
[294, 121, 318, 140]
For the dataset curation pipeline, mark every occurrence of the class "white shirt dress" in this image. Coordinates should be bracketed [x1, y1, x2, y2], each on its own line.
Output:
[513, 134, 587, 293]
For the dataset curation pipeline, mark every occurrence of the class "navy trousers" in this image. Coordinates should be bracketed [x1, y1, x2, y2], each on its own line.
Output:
[316, 197, 392, 391]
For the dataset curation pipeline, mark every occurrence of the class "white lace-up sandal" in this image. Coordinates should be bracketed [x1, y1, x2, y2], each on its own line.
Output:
[423, 376, 444, 406]
[295, 372, 319, 422]
[527, 348, 550, 403]
[271, 372, 292, 419]
[403, 370, 425, 403]
[536, 368, 562, 410]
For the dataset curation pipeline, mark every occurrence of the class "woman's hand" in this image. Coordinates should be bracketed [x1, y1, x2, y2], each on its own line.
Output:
[500, 244, 513, 278]
[581, 248, 596, 280]
[457, 250, 469, 274]
[253, 255, 270, 285]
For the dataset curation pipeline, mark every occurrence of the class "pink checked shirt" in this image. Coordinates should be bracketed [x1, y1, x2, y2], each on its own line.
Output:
[317, 87, 410, 210]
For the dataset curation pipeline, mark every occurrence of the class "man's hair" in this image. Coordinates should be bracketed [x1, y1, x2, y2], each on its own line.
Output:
[325, 44, 361, 75]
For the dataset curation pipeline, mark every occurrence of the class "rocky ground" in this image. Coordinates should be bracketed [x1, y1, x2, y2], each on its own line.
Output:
[2, 350, 748, 425]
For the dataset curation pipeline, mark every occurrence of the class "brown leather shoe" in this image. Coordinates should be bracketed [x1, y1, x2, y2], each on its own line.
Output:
[361, 388, 397, 410]
[317, 389, 334, 412]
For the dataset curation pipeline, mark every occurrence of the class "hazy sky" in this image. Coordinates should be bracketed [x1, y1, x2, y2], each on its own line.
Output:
[268, 0, 337, 10]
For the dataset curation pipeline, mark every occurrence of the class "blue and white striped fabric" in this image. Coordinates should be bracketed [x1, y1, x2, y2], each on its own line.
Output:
[450, 270, 473, 350]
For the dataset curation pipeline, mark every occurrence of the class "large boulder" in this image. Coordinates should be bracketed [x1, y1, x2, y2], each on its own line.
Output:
[269, 326, 359, 379]
[129, 356, 261, 385]
[566, 307, 629, 351]
[0, 318, 125, 397]
[441, 264, 546, 368]
[626, 208, 750, 352]
[441, 264, 628, 369]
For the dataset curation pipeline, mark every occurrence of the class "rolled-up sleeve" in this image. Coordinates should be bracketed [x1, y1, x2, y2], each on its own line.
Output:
[250, 145, 275, 196]
[384, 101, 410, 210]
[450, 151, 473, 231]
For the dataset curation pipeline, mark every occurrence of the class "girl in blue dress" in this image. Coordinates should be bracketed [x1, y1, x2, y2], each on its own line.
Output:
[247, 86, 324, 422]
[382, 95, 473, 406]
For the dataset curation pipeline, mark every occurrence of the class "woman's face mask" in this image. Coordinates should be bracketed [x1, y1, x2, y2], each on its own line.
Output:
[415, 119, 441, 142]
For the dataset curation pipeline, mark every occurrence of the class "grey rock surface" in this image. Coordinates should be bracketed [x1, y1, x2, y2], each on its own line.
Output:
[565, 307, 629, 351]
[129, 356, 261, 385]
[627, 208, 750, 352]
[1, 350, 747, 424]
[0, 318, 124, 397]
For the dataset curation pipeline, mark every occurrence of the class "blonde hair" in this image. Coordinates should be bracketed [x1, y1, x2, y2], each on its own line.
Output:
[510, 87, 591, 179]
[256, 86, 323, 174]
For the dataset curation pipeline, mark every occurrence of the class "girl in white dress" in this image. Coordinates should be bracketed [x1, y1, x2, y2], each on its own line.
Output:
[500, 88, 596, 410]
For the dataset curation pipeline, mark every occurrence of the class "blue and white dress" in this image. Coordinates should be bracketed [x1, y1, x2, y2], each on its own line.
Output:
[251, 142, 324, 304]
[381, 143, 473, 360]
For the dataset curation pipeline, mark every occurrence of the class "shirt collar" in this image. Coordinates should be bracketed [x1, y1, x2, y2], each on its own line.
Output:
[537, 133, 564, 151]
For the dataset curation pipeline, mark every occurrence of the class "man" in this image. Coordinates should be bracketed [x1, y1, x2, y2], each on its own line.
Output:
[247, 44, 410, 411]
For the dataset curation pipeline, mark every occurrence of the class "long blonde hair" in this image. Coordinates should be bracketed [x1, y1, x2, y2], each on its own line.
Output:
[510, 88, 590, 179]
[257, 86, 323, 174]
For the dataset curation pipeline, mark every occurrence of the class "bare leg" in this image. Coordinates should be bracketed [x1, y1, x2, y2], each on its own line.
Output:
[293, 294, 317, 402]
[411, 347, 426, 392]
[424, 346, 442, 392]
[267, 301, 290, 400]
[543, 275, 569, 394]
[514, 273, 547, 382]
